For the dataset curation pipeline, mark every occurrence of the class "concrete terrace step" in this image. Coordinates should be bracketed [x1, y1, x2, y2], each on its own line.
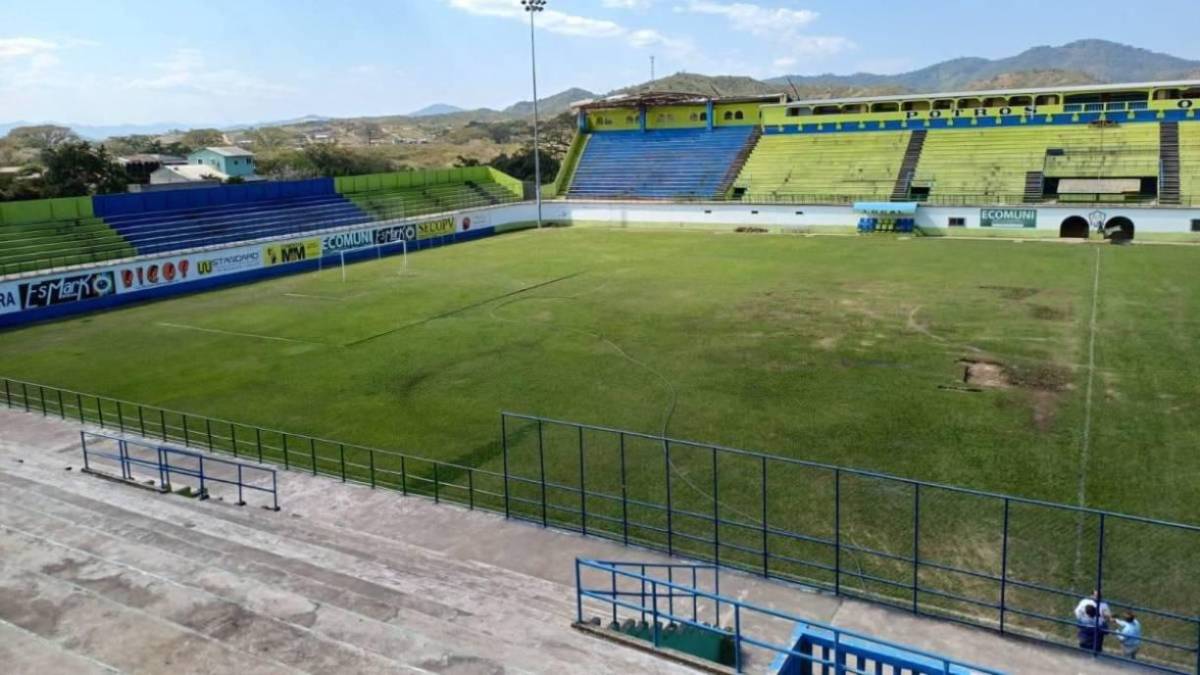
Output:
[0, 463, 689, 674]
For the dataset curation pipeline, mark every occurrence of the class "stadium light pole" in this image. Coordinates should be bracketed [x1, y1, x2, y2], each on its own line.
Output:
[523, 0, 546, 229]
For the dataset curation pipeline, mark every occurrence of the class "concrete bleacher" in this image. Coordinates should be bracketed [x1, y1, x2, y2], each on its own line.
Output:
[0, 406, 1145, 675]
[0, 216, 133, 276]
[104, 193, 371, 255]
[734, 131, 910, 201]
[915, 124, 1161, 198]
[568, 127, 757, 200]
[1179, 122, 1200, 203]
[344, 181, 517, 221]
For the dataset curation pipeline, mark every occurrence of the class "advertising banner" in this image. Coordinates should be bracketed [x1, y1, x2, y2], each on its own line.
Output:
[19, 271, 116, 309]
[980, 208, 1037, 228]
[117, 255, 195, 292]
[416, 217, 456, 240]
[264, 238, 321, 266]
[0, 281, 20, 315]
[197, 248, 262, 276]
[320, 229, 377, 255]
[374, 222, 417, 245]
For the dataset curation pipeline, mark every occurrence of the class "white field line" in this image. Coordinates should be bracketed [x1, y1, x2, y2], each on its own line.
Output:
[1073, 247, 1102, 580]
[156, 322, 318, 345]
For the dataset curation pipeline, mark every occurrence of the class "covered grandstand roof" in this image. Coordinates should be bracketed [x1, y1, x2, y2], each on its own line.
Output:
[767, 79, 1200, 108]
[572, 91, 785, 111]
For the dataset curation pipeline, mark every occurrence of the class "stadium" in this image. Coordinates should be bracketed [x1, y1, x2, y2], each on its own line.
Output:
[4, 22, 1200, 675]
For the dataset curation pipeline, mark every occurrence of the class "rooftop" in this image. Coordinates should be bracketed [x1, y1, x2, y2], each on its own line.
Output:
[572, 91, 786, 111]
[198, 145, 255, 157]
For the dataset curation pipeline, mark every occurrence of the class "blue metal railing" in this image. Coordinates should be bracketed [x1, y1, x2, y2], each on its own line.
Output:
[574, 558, 1005, 674]
[80, 430, 279, 510]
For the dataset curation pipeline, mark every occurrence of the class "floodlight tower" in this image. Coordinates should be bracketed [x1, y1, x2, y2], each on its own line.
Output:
[522, 0, 546, 228]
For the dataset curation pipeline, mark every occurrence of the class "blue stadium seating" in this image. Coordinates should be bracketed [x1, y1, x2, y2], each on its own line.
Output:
[568, 127, 756, 200]
[105, 193, 372, 255]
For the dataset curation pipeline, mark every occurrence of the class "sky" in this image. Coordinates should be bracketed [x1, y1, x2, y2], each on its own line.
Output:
[2, 0, 1199, 127]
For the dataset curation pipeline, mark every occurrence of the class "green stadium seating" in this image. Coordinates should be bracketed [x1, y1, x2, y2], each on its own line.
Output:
[0, 216, 134, 276]
[1179, 122, 1200, 204]
[915, 125, 1160, 198]
[346, 181, 518, 220]
[733, 131, 910, 201]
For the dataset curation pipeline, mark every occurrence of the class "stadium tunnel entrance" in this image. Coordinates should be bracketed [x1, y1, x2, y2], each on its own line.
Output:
[1104, 216, 1135, 241]
[1059, 216, 1090, 239]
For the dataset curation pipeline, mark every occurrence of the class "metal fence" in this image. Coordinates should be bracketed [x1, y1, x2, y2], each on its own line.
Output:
[1, 377, 1196, 672]
[502, 413, 1200, 673]
[80, 430, 279, 510]
[575, 558, 1005, 674]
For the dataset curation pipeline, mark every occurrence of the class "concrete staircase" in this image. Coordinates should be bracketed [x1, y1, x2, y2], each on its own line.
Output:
[1023, 171, 1045, 203]
[717, 126, 762, 198]
[890, 130, 927, 201]
[1160, 121, 1181, 205]
[0, 442, 688, 674]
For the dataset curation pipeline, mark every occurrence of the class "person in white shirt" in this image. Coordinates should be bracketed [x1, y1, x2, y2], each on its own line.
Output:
[1074, 590, 1112, 624]
[1074, 591, 1112, 652]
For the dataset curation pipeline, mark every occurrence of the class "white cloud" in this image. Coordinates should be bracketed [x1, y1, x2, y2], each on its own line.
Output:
[446, 0, 689, 54]
[601, 0, 655, 8]
[125, 48, 295, 97]
[0, 37, 58, 60]
[682, 1, 817, 36]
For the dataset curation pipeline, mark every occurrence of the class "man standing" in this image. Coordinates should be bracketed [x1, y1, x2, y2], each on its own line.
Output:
[1114, 612, 1142, 660]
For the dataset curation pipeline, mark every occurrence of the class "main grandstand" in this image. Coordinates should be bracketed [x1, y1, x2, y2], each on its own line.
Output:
[4, 78, 1200, 675]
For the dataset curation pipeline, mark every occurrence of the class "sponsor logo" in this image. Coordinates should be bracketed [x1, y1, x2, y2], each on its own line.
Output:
[416, 217, 455, 240]
[980, 208, 1037, 229]
[461, 216, 472, 231]
[0, 286, 18, 315]
[321, 229, 375, 254]
[374, 223, 417, 244]
[1088, 210, 1108, 230]
[198, 250, 260, 276]
[20, 272, 116, 309]
[120, 259, 191, 291]
[264, 239, 320, 266]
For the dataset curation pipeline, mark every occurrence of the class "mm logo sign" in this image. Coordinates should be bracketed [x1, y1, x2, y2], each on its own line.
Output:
[264, 239, 320, 266]
[980, 208, 1037, 229]
[416, 217, 455, 240]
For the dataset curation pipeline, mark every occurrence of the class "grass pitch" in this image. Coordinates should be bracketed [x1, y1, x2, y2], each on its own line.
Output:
[1, 227, 1198, 525]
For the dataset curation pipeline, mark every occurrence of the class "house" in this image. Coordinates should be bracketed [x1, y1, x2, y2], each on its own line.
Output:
[186, 146, 259, 179]
[119, 153, 187, 184]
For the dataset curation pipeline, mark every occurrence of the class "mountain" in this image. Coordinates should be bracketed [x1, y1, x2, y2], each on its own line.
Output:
[619, 74, 780, 97]
[409, 103, 466, 117]
[768, 40, 1200, 93]
[503, 88, 596, 117]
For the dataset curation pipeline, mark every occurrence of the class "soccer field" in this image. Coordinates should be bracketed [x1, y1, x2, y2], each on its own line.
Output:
[1, 226, 1198, 523]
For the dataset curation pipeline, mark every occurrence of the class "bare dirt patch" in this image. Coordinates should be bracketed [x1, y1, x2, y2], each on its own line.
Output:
[960, 359, 1011, 388]
[958, 358, 1072, 432]
[1029, 304, 1071, 321]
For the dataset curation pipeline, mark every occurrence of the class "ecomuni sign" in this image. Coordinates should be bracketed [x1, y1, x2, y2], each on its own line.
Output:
[980, 208, 1037, 229]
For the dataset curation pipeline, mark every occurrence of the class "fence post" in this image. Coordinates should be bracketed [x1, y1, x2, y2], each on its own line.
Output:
[578, 425, 586, 535]
[116, 401, 124, 430]
[620, 432, 629, 546]
[22, 383, 29, 412]
[400, 455, 407, 495]
[77, 393, 84, 422]
[237, 464, 245, 505]
[160, 410, 167, 441]
[96, 396, 103, 427]
[912, 483, 921, 613]
[282, 434, 290, 469]
[255, 427, 263, 463]
[369, 450, 376, 489]
[468, 469, 474, 510]
[1000, 498, 1010, 633]
[733, 604, 743, 674]
[309, 438, 317, 476]
[761, 457, 769, 576]
[198, 456, 207, 499]
[80, 431, 90, 472]
[501, 414, 510, 519]
[576, 557, 585, 619]
[651, 579, 661, 648]
[538, 420, 547, 527]
[231, 424, 238, 458]
[339, 444, 346, 481]
[434, 463, 440, 503]
[205, 419, 213, 451]
[38, 386, 46, 416]
[834, 468, 842, 595]
[57, 389, 64, 420]
[138, 406, 146, 437]
[2, 379, 9, 408]
[1094, 513, 1106, 655]
[182, 415, 190, 447]
[664, 440, 673, 556]
[712, 446, 720, 566]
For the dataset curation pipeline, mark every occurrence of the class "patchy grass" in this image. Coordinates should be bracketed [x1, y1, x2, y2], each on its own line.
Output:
[0, 228, 1197, 525]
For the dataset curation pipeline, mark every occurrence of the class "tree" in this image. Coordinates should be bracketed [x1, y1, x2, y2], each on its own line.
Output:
[454, 156, 483, 168]
[39, 141, 129, 197]
[489, 147, 559, 183]
[0, 166, 46, 202]
[104, 135, 164, 156]
[301, 145, 390, 177]
[182, 128, 226, 149]
[5, 125, 78, 151]
[244, 127, 291, 152]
